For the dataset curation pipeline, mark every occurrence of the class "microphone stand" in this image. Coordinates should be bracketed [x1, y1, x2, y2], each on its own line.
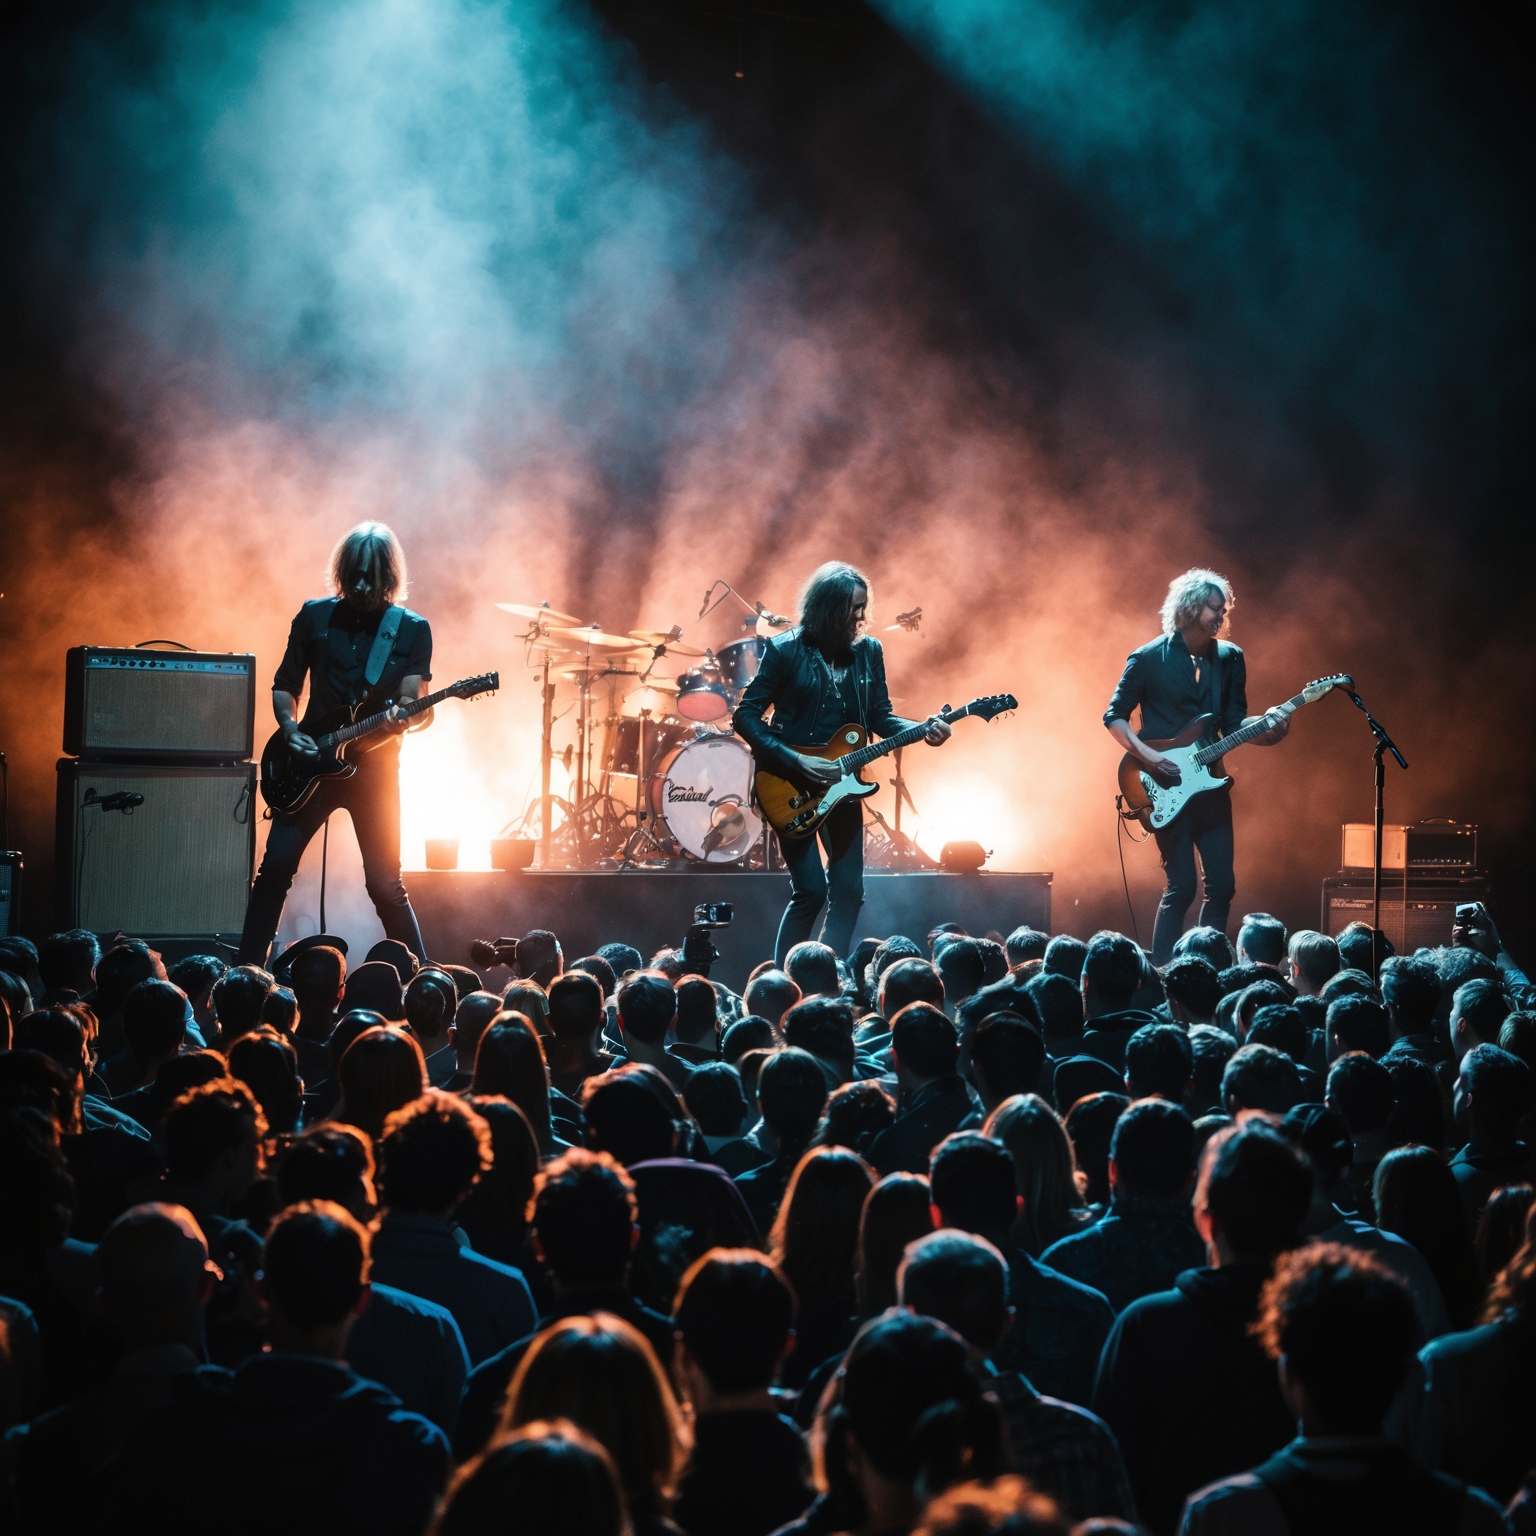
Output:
[1343, 688, 1407, 971]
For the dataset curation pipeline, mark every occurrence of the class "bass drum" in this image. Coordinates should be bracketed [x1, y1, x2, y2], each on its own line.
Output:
[608, 716, 692, 779]
[650, 735, 763, 863]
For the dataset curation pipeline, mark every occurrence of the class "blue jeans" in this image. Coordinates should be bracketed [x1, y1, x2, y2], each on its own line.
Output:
[1151, 786, 1235, 964]
[774, 800, 864, 963]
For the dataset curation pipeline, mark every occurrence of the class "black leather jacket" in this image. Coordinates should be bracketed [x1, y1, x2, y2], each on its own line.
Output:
[733, 628, 915, 779]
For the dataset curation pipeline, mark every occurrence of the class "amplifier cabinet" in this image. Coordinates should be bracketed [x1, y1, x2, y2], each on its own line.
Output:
[1341, 822, 1477, 873]
[64, 648, 255, 761]
[1322, 873, 1491, 955]
[55, 760, 255, 937]
[0, 852, 20, 937]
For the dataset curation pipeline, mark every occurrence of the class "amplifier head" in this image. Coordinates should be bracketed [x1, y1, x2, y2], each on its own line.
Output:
[64, 647, 255, 760]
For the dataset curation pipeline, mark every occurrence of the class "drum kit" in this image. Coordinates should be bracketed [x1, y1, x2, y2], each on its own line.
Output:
[492, 597, 781, 869]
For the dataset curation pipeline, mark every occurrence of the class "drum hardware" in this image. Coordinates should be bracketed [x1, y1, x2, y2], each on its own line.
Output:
[886, 607, 923, 634]
[716, 636, 767, 695]
[628, 628, 708, 658]
[676, 661, 733, 723]
[698, 579, 792, 632]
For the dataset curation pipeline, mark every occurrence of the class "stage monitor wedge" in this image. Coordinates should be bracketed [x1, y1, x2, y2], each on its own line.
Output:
[56, 760, 255, 938]
[64, 647, 255, 761]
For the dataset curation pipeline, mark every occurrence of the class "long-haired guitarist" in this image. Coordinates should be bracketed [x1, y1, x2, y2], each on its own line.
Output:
[735, 561, 951, 965]
[1104, 568, 1288, 964]
[236, 522, 435, 966]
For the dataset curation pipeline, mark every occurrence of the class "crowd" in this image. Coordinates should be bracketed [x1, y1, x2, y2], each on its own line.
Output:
[1, 902, 1534, 1535]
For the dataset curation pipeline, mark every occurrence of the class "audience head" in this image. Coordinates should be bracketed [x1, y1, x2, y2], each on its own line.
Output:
[595, 942, 643, 981]
[459, 1095, 541, 1251]
[500, 981, 550, 1037]
[122, 979, 189, 1065]
[1161, 955, 1222, 1025]
[228, 1030, 302, 1134]
[929, 1132, 1018, 1240]
[166, 953, 224, 1014]
[814, 1080, 897, 1151]
[1325, 1051, 1395, 1137]
[503, 1312, 686, 1522]
[936, 939, 986, 1006]
[1382, 1053, 1449, 1155]
[276, 1123, 376, 1218]
[1234, 980, 1292, 1040]
[783, 996, 857, 1083]
[1042, 934, 1087, 981]
[744, 969, 801, 1032]
[1336, 921, 1390, 976]
[568, 953, 618, 1000]
[969, 1012, 1046, 1109]
[403, 968, 457, 1042]
[1476, 1184, 1535, 1287]
[1023, 972, 1084, 1048]
[867, 936, 924, 998]
[899, 1229, 1009, 1353]
[785, 941, 841, 999]
[261, 986, 298, 1036]
[531, 1148, 639, 1289]
[512, 930, 563, 988]
[822, 1312, 1007, 1520]
[1081, 932, 1140, 1014]
[471, 1013, 554, 1149]
[548, 971, 606, 1043]
[1195, 1121, 1311, 1263]
[1185, 1025, 1239, 1116]
[1062, 1091, 1129, 1208]
[881, 959, 946, 1021]
[1173, 925, 1237, 971]
[1287, 930, 1341, 995]
[97, 1202, 214, 1347]
[1222, 1042, 1303, 1115]
[365, 939, 419, 981]
[1455, 1042, 1533, 1144]
[1124, 1024, 1193, 1101]
[452, 990, 507, 1069]
[164, 1078, 266, 1200]
[857, 1172, 936, 1315]
[1005, 927, 1049, 967]
[1237, 912, 1287, 967]
[673, 975, 720, 1048]
[684, 1062, 749, 1138]
[892, 1002, 960, 1085]
[432, 1421, 626, 1536]
[379, 1090, 491, 1215]
[1110, 1097, 1196, 1202]
[288, 944, 346, 1019]
[616, 970, 677, 1046]
[673, 1249, 796, 1399]
[1256, 1243, 1416, 1434]
[259, 1200, 369, 1349]
[341, 960, 406, 1021]
[1326, 993, 1390, 1059]
[1373, 1144, 1481, 1328]
[722, 1015, 776, 1063]
[92, 941, 162, 1016]
[37, 928, 100, 997]
[1245, 1004, 1309, 1064]
[770, 1146, 876, 1310]
[335, 1024, 428, 1142]
[209, 965, 273, 1045]
[1379, 953, 1442, 1038]
[1319, 967, 1376, 1007]
[1452, 977, 1512, 1056]
[581, 1068, 678, 1165]
[982, 1093, 1085, 1253]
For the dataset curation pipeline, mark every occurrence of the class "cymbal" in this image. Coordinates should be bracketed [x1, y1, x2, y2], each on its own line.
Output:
[549, 625, 650, 652]
[631, 676, 680, 694]
[495, 602, 582, 625]
[628, 630, 708, 657]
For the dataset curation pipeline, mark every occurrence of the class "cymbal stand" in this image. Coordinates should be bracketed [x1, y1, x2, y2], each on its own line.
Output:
[539, 653, 554, 868]
[883, 746, 938, 868]
[620, 708, 671, 866]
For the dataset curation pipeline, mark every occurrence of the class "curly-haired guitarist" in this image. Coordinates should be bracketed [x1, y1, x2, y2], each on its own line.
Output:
[1104, 568, 1288, 964]
[735, 561, 951, 965]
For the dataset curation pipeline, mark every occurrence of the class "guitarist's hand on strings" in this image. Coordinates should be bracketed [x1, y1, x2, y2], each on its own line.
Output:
[280, 724, 320, 758]
[923, 714, 953, 746]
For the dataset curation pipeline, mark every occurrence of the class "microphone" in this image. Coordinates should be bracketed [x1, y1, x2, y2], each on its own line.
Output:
[100, 792, 145, 813]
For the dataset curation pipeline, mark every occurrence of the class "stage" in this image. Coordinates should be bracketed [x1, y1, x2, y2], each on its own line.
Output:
[407, 869, 1052, 994]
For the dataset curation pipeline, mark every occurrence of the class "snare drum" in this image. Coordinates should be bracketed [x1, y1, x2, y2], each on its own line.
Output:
[675, 667, 732, 723]
[716, 636, 767, 697]
[650, 735, 763, 863]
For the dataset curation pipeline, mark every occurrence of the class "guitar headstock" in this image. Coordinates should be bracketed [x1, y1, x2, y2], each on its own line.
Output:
[450, 672, 499, 700]
[1302, 673, 1352, 704]
[961, 693, 1018, 722]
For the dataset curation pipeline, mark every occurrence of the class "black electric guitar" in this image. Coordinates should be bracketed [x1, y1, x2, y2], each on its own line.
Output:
[754, 694, 1017, 837]
[259, 672, 498, 814]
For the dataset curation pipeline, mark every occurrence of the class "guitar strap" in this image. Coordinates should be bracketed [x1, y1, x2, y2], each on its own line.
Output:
[364, 605, 405, 691]
[1207, 641, 1224, 737]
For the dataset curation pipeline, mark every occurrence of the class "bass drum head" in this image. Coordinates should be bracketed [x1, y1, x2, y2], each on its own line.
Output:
[675, 668, 732, 722]
[716, 637, 766, 696]
[651, 735, 762, 863]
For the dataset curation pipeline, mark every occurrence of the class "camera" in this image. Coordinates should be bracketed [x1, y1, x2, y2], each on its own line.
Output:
[693, 902, 734, 929]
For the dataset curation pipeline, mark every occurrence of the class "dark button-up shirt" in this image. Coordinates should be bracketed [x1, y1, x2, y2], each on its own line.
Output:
[1103, 633, 1247, 742]
[992, 1246, 1116, 1408]
[273, 597, 433, 725]
[1041, 1195, 1208, 1314]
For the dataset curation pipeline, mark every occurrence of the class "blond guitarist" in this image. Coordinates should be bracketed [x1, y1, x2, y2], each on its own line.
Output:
[1104, 568, 1288, 964]
[734, 562, 950, 965]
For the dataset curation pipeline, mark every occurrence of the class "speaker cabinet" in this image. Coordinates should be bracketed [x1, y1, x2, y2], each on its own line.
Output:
[64, 648, 255, 761]
[1321, 873, 1491, 955]
[56, 760, 255, 938]
[0, 852, 20, 937]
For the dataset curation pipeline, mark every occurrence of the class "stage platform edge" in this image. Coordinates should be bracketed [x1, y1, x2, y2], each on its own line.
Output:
[406, 870, 1052, 995]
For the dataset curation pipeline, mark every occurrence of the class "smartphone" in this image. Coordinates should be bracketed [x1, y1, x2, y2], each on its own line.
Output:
[693, 902, 734, 928]
[1455, 903, 1484, 923]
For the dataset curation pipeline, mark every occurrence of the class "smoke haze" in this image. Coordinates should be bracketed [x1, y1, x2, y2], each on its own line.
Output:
[2, 0, 1531, 956]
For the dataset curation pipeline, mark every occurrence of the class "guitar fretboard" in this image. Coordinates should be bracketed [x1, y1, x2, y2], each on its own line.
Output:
[317, 685, 459, 751]
[1193, 691, 1304, 766]
[840, 706, 978, 772]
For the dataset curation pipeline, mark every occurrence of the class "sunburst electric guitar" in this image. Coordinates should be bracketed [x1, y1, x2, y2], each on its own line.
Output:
[259, 672, 499, 814]
[1117, 673, 1351, 831]
[754, 694, 1017, 838]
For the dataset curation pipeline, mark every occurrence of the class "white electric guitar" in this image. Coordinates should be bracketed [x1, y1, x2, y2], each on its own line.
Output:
[1117, 673, 1352, 830]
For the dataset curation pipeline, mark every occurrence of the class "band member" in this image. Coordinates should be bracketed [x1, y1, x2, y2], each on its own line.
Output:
[237, 523, 433, 966]
[735, 562, 951, 965]
[1104, 568, 1288, 964]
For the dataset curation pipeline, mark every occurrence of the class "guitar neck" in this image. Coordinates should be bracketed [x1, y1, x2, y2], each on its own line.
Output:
[1193, 691, 1305, 766]
[319, 686, 453, 751]
[841, 706, 976, 772]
